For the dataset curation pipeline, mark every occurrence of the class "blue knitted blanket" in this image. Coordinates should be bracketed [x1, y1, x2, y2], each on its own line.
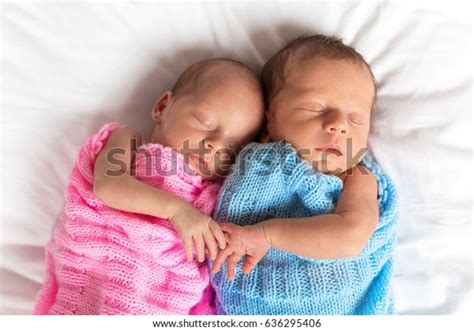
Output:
[209, 141, 398, 315]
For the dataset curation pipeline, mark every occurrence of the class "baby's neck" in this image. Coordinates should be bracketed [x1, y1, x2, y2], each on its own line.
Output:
[148, 127, 166, 146]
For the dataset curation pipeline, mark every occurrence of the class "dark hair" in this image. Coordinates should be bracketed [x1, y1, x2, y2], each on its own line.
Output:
[171, 58, 262, 97]
[261, 34, 377, 109]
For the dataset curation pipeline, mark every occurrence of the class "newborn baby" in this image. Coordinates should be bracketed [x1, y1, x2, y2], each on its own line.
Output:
[34, 59, 265, 314]
[210, 35, 398, 315]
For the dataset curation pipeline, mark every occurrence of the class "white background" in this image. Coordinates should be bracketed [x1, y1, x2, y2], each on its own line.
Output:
[1, 0, 472, 314]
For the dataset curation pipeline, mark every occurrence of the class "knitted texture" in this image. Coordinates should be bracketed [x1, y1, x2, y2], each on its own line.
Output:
[34, 122, 221, 315]
[210, 141, 398, 315]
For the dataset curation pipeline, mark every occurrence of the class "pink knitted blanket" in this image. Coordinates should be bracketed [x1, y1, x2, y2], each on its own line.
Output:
[34, 122, 221, 315]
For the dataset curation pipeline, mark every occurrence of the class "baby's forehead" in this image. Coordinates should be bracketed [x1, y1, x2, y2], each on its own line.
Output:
[286, 57, 375, 92]
[288, 55, 370, 78]
[173, 59, 262, 101]
[189, 70, 264, 110]
[180, 70, 263, 108]
[273, 65, 375, 111]
[200, 64, 259, 91]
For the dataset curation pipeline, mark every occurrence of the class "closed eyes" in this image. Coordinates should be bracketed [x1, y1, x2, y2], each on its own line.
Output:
[303, 107, 366, 125]
[350, 119, 364, 125]
[299, 103, 325, 113]
[300, 101, 367, 125]
[309, 109, 326, 113]
[348, 114, 365, 125]
[193, 113, 214, 129]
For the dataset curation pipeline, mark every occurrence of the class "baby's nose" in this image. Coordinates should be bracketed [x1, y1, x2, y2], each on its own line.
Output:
[324, 114, 348, 135]
[327, 124, 347, 135]
[204, 139, 226, 154]
[201, 140, 217, 160]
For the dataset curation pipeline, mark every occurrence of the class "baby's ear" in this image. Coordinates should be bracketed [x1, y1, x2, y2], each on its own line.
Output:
[151, 91, 173, 124]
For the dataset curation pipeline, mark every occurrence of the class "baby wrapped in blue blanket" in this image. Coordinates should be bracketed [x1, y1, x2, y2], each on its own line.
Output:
[210, 142, 397, 314]
[209, 35, 398, 315]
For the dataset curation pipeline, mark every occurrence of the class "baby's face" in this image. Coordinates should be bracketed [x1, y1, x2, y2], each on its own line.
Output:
[266, 57, 375, 175]
[151, 76, 264, 180]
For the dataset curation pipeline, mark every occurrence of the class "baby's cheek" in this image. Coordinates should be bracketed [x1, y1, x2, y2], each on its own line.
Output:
[163, 129, 185, 150]
[269, 118, 294, 142]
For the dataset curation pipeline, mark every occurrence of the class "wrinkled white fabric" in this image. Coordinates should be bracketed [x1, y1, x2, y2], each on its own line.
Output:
[1, 1, 471, 314]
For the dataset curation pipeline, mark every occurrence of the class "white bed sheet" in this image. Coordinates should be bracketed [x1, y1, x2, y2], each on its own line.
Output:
[1, 1, 472, 314]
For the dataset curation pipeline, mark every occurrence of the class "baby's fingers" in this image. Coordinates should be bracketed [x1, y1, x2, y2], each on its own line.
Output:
[193, 234, 205, 263]
[203, 230, 218, 261]
[182, 234, 194, 262]
[226, 253, 242, 280]
[242, 255, 259, 274]
[219, 222, 237, 234]
[211, 246, 233, 273]
[209, 221, 227, 249]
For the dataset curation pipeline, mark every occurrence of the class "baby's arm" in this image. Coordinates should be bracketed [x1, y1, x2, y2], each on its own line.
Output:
[259, 165, 379, 258]
[93, 128, 178, 220]
[211, 165, 379, 279]
[93, 127, 226, 261]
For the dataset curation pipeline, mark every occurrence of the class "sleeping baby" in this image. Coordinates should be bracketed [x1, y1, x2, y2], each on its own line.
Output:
[209, 35, 398, 314]
[34, 58, 265, 314]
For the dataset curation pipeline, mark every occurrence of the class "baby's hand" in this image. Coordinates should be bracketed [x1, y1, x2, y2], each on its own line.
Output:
[169, 204, 226, 263]
[210, 223, 271, 280]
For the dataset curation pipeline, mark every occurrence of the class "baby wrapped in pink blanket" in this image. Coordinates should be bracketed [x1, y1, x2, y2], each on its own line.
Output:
[35, 123, 219, 314]
[34, 59, 265, 314]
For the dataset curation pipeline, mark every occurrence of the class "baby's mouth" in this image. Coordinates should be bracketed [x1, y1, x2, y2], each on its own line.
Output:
[315, 145, 343, 157]
[188, 154, 209, 173]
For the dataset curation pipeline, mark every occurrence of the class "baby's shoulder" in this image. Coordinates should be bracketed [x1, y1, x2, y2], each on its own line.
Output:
[108, 126, 145, 148]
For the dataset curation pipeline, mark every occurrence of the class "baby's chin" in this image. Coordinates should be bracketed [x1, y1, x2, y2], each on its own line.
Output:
[299, 147, 366, 175]
[185, 162, 226, 181]
[301, 155, 349, 175]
